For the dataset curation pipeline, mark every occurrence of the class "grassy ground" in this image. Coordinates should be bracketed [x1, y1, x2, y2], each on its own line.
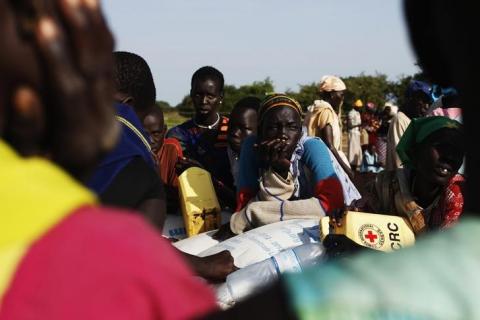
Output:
[164, 111, 189, 129]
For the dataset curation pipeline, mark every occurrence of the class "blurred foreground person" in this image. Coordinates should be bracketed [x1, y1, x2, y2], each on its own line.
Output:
[206, 1, 480, 319]
[0, 1, 218, 318]
[88, 51, 166, 229]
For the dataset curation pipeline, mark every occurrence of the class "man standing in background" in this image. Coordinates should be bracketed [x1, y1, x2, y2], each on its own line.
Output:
[347, 99, 363, 171]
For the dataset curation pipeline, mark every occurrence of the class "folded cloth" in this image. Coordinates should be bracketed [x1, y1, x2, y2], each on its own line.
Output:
[231, 170, 325, 234]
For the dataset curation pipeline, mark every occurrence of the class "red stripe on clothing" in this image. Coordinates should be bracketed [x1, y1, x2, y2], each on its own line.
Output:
[236, 188, 256, 212]
[314, 177, 344, 214]
[163, 137, 183, 157]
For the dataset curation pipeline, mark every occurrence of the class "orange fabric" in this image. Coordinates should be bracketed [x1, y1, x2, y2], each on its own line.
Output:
[157, 138, 183, 188]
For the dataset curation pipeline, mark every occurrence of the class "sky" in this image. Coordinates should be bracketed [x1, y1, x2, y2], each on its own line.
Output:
[102, 0, 418, 106]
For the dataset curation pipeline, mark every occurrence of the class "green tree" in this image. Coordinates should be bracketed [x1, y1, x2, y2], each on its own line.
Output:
[387, 75, 413, 108]
[176, 95, 194, 118]
[343, 73, 390, 112]
[173, 73, 424, 117]
[286, 83, 317, 112]
[155, 100, 173, 111]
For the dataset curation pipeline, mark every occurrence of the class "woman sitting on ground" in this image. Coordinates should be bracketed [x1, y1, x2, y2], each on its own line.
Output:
[219, 94, 345, 236]
[362, 116, 465, 234]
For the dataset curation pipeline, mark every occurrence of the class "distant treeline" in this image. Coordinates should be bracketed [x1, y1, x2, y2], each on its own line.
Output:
[157, 72, 426, 117]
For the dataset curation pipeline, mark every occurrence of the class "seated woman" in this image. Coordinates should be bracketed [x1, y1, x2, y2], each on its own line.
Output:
[167, 66, 235, 209]
[228, 94, 345, 234]
[362, 116, 465, 234]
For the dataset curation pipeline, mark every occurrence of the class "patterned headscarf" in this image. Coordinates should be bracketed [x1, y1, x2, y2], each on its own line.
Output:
[258, 93, 303, 123]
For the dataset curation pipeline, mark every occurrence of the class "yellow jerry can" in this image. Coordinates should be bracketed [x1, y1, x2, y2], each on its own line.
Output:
[320, 211, 415, 252]
[178, 167, 221, 237]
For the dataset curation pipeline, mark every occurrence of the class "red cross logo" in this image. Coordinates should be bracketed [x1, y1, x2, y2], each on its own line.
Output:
[365, 230, 378, 243]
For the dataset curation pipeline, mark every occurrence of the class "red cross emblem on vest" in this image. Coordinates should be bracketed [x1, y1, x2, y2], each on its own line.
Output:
[364, 230, 378, 243]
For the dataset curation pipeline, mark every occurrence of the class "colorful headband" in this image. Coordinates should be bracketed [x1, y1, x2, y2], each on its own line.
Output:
[258, 94, 303, 122]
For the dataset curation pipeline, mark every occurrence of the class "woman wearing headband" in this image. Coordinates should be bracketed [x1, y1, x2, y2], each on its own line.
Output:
[222, 94, 345, 235]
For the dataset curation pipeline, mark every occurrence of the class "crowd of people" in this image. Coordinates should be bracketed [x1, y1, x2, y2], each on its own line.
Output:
[0, 0, 477, 319]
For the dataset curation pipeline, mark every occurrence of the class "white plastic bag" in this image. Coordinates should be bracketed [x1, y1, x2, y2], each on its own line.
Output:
[217, 243, 325, 308]
[173, 230, 219, 255]
[199, 219, 320, 268]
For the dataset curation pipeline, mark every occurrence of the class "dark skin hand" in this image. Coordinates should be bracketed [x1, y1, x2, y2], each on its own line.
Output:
[256, 107, 302, 179]
[176, 156, 204, 174]
[255, 138, 291, 179]
[1, 0, 118, 180]
[178, 249, 238, 283]
[321, 124, 354, 179]
[212, 222, 237, 241]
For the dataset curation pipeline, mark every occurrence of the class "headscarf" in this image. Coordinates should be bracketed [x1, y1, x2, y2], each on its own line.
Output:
[366, 102, 376, 111]
[318, 75, 346, 92]
[406, 80, 433, 103]
[384, 101, 399, 115]
[354, 99, 363, 108]
[396, 116, 462, 169]
[258, 93, 303, 123]
[384, 101, 397, 110]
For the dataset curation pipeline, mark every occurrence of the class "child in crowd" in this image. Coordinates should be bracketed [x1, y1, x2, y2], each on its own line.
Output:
[143, 107, 183, 213]
[360, 144, 383, 173]
[227, 97, 260, 187]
